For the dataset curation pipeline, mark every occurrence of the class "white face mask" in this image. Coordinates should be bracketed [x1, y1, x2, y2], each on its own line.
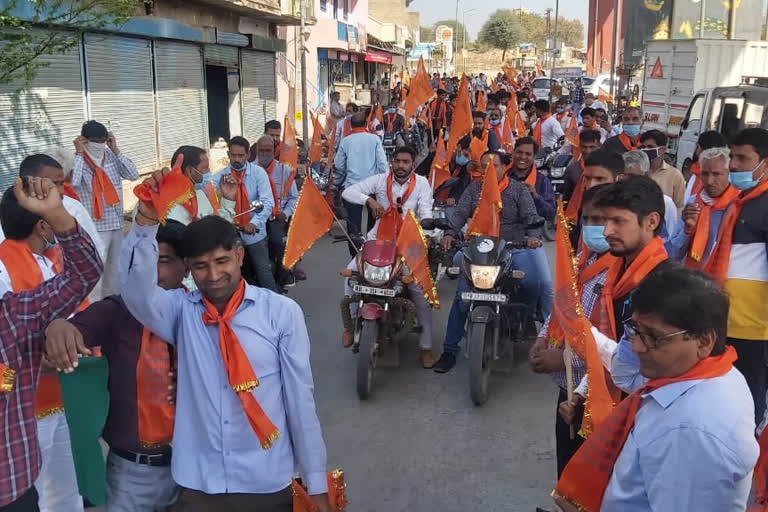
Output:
[84, 141, 106, 163]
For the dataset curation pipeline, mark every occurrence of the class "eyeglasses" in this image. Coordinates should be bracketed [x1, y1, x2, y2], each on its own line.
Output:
[623, 319, 688, 349]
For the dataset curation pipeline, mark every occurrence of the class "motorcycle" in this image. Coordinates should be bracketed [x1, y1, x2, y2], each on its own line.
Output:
[438, 215, 545, 405]
[534, 136, 567, 242]
[339, 237, 421, 400]
[382, 130, 405, 161]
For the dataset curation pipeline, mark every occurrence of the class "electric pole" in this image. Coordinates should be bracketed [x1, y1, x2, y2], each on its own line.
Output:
[299, 0, 309, 143]
[553, 0, 559, 70]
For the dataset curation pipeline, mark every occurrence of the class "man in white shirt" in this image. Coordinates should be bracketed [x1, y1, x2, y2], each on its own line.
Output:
[328, 91, 345, 132]
[621, 150, 679, 241]
[340, 146, 435, 368]
[533, 100, 565, 150]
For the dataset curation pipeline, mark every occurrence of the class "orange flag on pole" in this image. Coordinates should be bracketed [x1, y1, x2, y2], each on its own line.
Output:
[476, 90, 487, 114]
[283, 177, 335, 269]
[308, 112, 324, 164]
[502, 114, 516, 154]
[503, 66, 519, 82]
[466, 160, 502, 238]
[396, 211, 440, 308]
[279, 115, 299, 196]
[515, 111, 527, 138]
[429, 131, 451, 192]
[133, 154, 194, 224]
[446, 74, 473, 158]
[507, 94, 519, 118]
[468, 133, 488, 163]
[404, 57, 434, 121]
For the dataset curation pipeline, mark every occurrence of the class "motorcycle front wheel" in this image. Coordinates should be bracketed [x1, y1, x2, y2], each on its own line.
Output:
[356, 319, 379, 400]
[468, 321, 493, 406]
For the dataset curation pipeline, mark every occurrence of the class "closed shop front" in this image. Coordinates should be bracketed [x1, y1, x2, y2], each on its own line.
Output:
[155, 41, 208, 162]
[84, 33, 157, 169]
[0, 37, 85, 191]
[241, 49, 277, 143]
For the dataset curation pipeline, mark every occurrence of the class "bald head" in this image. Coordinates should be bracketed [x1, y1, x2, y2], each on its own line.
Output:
[350, 112, 367, 128]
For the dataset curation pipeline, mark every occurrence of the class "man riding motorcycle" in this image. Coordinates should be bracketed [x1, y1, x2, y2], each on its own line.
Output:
[433, 150, 542, 374]
[340, 145, 436, 368]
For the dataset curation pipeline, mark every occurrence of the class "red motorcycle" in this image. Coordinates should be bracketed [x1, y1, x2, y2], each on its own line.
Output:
[340, 238, 419, 400]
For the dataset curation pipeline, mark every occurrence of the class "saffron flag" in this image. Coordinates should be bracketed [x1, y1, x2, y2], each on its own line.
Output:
[279, 115, 299, 195]
[503, 66, 519, 82]
[446, 74, 473, 158]
[429, 131, 451, 191]
[476, 90, 487, 114]
[502, 114, 516, 154]
[565, 115, 582, 162]
[507, 94, 519, 118]
[308, 112, 325, 164]
[396, 211, 440, 308]
[515, 111, 527, 138]
[283, 177, 335, 269]
[133, 154, 194, 224]
[404, 57, 434, 121]
[466, 160, 501, 238]
[468, 134, 488, 163]
[547, 201, 614, 437]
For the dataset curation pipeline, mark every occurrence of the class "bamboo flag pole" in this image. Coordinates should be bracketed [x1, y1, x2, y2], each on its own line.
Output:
[564, 343, 575, 440]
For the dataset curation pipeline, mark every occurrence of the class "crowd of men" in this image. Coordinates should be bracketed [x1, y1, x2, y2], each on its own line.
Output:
[0, 65, 767, 512]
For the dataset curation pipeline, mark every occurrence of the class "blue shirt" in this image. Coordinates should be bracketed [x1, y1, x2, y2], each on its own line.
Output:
[333, 131, 388, 187]
[118, 223, 328, 495]
[214, 163, 274, 245]
[602, 366, 758, 511]
[665, 196, 726, 262]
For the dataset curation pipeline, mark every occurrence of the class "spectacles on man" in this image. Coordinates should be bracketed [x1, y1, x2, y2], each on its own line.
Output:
[623, 319, 688, 349]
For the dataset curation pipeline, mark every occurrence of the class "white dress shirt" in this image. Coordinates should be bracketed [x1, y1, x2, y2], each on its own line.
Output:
[535, 115, 565, 149]
[341, 172, 433, 240]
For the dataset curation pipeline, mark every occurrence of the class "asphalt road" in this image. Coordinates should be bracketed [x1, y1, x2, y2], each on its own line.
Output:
[289, 236, 559, 512]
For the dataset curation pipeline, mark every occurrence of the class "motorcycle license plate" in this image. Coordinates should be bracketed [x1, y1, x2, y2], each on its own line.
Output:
[551, 179, 565, 184]
[461, 292, 507, 303]
[354, 285, 396, 297]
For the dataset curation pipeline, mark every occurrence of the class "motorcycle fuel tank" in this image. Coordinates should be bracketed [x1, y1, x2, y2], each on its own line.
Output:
[362, 239, 398, 267]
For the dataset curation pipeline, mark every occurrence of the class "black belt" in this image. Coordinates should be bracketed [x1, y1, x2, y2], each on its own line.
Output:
[111, 447, 172, 467]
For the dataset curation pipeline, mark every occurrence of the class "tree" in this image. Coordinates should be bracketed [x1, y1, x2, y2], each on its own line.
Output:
[432, 19, 469, 51]
[478, 9, 523, 62]
[0, 0, 147, 85]
[555, 17, 584, 49]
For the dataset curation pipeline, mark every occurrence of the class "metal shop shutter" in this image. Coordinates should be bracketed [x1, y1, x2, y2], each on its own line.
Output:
[84, 34, 157, 169]
[154, 41, 208, 163]
[241, 50, 278, 143]
[0, 36, 85, 192]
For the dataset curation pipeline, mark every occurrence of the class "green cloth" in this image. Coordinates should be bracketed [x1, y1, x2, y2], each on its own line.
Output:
[58, 356, 110, 506]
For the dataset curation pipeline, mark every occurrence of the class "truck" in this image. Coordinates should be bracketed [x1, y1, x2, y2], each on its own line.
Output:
[640, 39, 768, 168]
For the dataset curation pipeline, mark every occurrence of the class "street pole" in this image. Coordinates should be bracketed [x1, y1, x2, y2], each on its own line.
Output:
[299, 0, 309, 143]
[609, 0, 619, 105]
[553, 0, 559, 70]
[454, 0, 460, 73]
[727, 0, 736, 39]
[699, 0, 706, 38]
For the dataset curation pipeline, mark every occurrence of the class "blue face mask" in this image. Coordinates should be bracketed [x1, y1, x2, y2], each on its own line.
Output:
[387, 108, 396, 114]
[455, 154, 470, 166]
[729, 165, 764, 190]
[622, 124, 641, 137]
[556, 107, 564, 113]
[582, 225, 610, 253]
[489, 119, 501, 126]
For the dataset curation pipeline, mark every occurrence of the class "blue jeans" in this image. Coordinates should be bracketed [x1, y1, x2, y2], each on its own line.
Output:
[517, 246, 554, 320]
[245, 239, 279, 292]
[441, 249, 541, 355]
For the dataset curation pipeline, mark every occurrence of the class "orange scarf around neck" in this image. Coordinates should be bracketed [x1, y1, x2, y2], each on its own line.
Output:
[565, 161, 586, 224]
[617, 131, 639, 152]
[590, 237, 668, 340]
[523, 165, 538, 188]
[230, 168, 251, 227]
[689, 161, 703, 197]
[82, 152, 120, 220]
[377, 172, 417, 242]
[263, 160, 281, 217]
[686, 186, 740, 267]
[136, 328, 176, 448]
[62, 182, 80, 201]
[578, 250, 618, 287]
[532, 113, 551, 147]
[703, 180, 768, 284]
[201, 279, 279, 449]
[555, 346, 737, 512]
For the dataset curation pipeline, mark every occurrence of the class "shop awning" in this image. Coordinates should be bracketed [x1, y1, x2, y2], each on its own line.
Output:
[365, 48, 393, 64]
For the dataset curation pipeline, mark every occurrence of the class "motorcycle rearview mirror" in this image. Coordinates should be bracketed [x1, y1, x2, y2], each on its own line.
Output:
[420, 218, 436, 230]
[525, 215, 546, 229]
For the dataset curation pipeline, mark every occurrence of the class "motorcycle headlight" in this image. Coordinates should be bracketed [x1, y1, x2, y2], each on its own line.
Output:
[470, 265, 501, 290]
[550, 167, 566, 179]
[364, 263, 392, 286]
[534, 158, 545, 168]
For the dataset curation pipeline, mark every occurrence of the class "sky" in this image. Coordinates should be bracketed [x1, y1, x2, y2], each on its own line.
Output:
[408, 0, 591, 45]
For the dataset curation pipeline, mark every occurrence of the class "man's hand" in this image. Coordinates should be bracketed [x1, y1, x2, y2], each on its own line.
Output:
[682, 203, 700, 235]
[440, 234, 455, 251]
[275, 212, 288, 223]
[107, 131, 119, 154]
[45, 319, 91, 373]
[219, 174, 239, 201]
[14, 177, 74, 233]
[367, 198, 386, 218]
[41, 356, 59, 375]
[135, 168, 172, 226]
[530, 347, 565, 374]
[73, 136, 87, 156]
[526, 236, 542, 249]
[310, 494, 333, 512]
[239, 223, 258, 235]
[558, 393, 584, 425]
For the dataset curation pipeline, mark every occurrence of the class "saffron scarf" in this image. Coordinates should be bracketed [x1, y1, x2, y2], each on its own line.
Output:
[617, 131, 639, 152]
[82, 152, 120, 220]
[686, 186, 740, 267]
[377, 172, 417, 242]
[136, 328, 176, 448]
[564, 160, 586, 224]
[590, 237, 668, 340]
[62, 182, 80, 201]
[263, 160, 282, 217]
[523, 164, 538, 188]
[201, 279, 279, 449]
[230, 168, 252, 228]
[689, 161, 703, 197]
[555, 346, 737, 512]
[703, 180, 768, 284]
[532, 113, 551, 148]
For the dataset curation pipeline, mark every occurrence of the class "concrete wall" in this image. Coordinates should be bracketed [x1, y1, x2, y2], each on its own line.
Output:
[153, 0, 243, 33]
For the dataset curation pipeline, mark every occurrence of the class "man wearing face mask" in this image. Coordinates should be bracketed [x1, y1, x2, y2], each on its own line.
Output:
[638, 130, 686, 211]
[554, 99, 571, 132]
[333, 103, 361, 150]
[602, 107, 643, 155]
[488, 106, 509, 149]
[701, 128, 768, 424]
[214, 137, 277, 293]
[167, 146, 237, 226]
[252, 136, 299, 290]
[529, 184, 617, 477]
[72, 120, 139, 300]
[383, 100, 405, 143]
[340, 146, 435, 368]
